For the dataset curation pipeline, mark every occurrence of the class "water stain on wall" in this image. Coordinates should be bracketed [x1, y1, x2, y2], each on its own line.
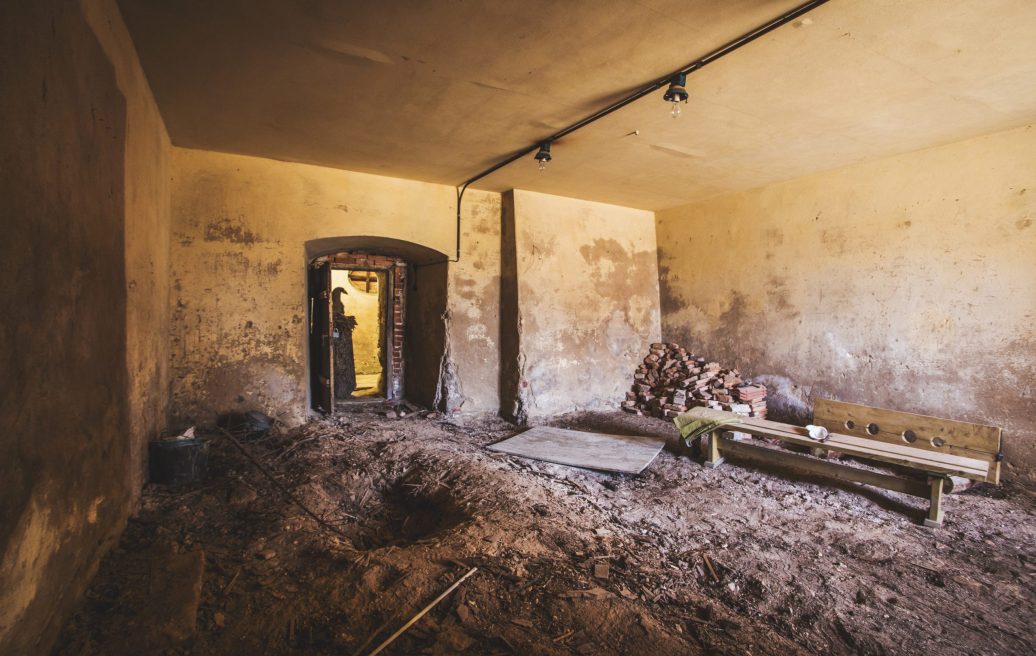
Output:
[656, 126, 1036, 476]
[203, 215, 264, 244]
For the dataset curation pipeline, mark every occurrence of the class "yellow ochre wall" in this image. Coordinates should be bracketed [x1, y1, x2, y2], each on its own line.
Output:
[82, 0, 173, 497]
[656, 125, 1036, 479]
[1, 1, 172, 652]
[168, 147, 503, 423]
[505, 190, 662, 419]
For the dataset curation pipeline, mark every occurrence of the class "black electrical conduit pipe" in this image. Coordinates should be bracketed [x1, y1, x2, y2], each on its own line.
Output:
[438, 0, 831, 264]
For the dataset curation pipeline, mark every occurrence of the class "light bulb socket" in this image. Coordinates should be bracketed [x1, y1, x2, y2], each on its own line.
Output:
[534, 141, 552, 164]
[663, 73, 689, 104]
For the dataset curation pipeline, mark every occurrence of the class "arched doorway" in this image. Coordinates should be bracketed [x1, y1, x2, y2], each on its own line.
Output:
[305, 237, 448, 414]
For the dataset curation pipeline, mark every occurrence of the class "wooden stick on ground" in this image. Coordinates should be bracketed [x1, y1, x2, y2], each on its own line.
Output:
[216, 428, 357, 550]
[351, 616, 396, 656]
[367, 567, 479, 656]
[702, 553, 720, 583]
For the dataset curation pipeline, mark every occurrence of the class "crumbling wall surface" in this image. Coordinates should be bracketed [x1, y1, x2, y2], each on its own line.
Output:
[441, 190, 503, 416]
[168, 148, 503, 423]
[508, 190, 662, 419]
[82, 0, 173, 498]
[0, 1, 135, 652]
[656, 125, 1036, 478]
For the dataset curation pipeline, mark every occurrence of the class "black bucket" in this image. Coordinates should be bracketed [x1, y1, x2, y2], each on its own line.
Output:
[149, 439, 209, 485]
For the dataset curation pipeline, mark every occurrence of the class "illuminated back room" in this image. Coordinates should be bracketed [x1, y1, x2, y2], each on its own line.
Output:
[2, 1, 1034, 654]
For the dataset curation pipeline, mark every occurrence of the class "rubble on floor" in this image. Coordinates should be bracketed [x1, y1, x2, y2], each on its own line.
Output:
[53, 408, 1036, 655]
[623, 342, 768, 419]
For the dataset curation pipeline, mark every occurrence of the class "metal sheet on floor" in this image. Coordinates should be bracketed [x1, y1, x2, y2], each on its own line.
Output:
[487, 426, 665, 474]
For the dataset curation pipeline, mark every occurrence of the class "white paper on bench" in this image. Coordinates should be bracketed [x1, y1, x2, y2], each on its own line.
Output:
[487, 426, 666, 474]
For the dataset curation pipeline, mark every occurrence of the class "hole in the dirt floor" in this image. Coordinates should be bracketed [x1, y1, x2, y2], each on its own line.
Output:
[348, 480, 469, 550]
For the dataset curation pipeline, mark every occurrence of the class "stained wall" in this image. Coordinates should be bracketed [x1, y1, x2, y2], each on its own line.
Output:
[440, 193, 503, 416]
[656, 125, 1036, 478]
[504, 190, 661, 420]
[0, 0, 171, 652]
[166, 150, 657, 425]
[168, 148, 503, 423]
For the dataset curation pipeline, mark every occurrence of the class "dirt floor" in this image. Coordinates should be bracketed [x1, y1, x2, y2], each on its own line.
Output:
[54, 406, 1035, 655]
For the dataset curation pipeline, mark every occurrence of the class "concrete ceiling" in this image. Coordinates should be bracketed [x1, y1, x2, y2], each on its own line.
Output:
[119, 0, 1036, 210]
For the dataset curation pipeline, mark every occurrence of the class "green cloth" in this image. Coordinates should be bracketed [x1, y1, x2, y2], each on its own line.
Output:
[673, 407, 742, 445]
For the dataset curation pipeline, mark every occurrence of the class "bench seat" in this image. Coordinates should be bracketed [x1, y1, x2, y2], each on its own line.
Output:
[731, 415, 989, 480]
[680, 404, 1001, 527]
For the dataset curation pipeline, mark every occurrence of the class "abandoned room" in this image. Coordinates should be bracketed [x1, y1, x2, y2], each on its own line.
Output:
[2, 0, 1035, 654]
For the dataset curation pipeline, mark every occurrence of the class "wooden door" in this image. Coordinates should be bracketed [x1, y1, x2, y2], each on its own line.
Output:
[309, 261, 334, 413]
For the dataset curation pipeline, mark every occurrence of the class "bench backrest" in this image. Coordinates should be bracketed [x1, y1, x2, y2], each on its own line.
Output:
[813, 398, 1003, 484]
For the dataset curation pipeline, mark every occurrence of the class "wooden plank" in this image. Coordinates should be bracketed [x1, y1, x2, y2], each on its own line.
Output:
[487, 426, 665, 474]
[716, 436, 931, 498]
[813, 398, 1002, 483]
[705, 429, 724, 468]
[678, 409, 988, 480]
[925, 477, 945, 528]
[733, 416, 988, 478]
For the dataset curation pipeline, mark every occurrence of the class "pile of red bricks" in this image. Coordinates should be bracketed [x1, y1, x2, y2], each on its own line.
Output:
[621, 342, 768, 419]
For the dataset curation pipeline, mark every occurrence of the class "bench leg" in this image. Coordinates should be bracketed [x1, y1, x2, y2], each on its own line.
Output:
[704, 429, 725, 468]
[924, 477, 945, 528]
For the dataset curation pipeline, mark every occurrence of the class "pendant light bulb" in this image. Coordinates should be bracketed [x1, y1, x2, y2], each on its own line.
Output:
[663, 72, 689, 118]
[534, 141, 552, 172]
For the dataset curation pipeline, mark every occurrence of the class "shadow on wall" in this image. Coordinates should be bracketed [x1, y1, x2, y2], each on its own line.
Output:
[404, 262, 448, 409]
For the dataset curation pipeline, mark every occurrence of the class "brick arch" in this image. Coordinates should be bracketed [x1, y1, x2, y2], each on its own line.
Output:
[304, 235, 448, 265]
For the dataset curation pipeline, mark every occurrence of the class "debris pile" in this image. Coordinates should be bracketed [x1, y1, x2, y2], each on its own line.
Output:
[621, 342, 768, 419]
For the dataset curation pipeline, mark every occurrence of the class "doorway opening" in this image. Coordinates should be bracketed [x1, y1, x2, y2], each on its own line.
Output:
[331, 268, 385, 398]
[309, 252, 406, 413]
[306, 237, 450, 416]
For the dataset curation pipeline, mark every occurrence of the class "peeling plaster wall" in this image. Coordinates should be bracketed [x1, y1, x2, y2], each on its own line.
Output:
[169, 148, 503, 423]
[442, 192, 503, 416]
[657, 125, 1036, 479]
[506, 190, 661, 419]
[1, 0, 170, 652]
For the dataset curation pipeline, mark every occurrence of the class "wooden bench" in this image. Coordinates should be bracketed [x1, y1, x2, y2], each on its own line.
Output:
[687, 399, 1003, 527]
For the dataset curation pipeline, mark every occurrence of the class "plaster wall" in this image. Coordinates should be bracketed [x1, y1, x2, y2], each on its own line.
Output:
[168, 148, 503, 423]
[657, 125, 1036, 479]
[0, 0, 170, 652]
[441, 193, 503, 416]
[505, 190, 661, 420]
[82, 0, 173, 496]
